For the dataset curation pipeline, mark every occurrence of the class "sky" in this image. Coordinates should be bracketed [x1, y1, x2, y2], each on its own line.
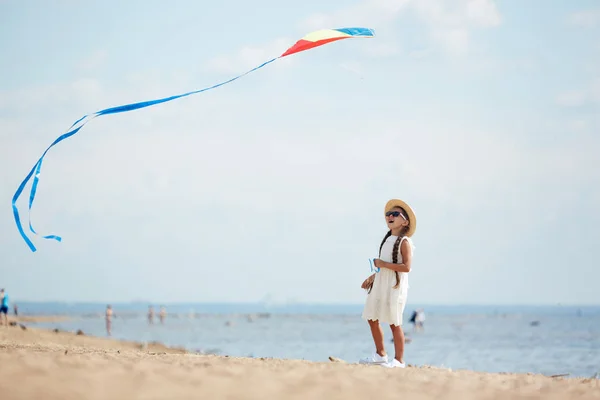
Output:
[0, 0, 599, 305]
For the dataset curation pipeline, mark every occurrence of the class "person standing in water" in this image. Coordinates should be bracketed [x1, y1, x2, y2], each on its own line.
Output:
[159, 306, 166, 324]
[415, 308, 425, 331]
[360, 199, 416, 368]
[148, 306, 154, 325]
[409, 310, 418, 329]
[409, 309, 425, 332]
[105, 305, 113, 336]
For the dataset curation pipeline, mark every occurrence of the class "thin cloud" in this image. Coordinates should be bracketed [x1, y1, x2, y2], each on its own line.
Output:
[77, 50, 109, 71]
[556, 78, 600, 107]
[567, 9, 600, 28]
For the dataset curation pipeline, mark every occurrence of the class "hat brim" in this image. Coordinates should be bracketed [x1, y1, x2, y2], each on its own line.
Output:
[384, 199, 417, 237]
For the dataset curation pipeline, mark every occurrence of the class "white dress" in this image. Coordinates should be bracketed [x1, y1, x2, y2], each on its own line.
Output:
[362, 235, 414, 326]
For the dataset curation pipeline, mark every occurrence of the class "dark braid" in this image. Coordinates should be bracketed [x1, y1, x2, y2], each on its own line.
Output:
[367, 231, 392, 294]
[392, 207, 411, 288]
[379, 231, 392, 256]
[392, 207, 410, 289]
[391, 225, 410, 289]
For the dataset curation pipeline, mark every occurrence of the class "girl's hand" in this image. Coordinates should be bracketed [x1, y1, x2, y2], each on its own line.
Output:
[373, 259, 385, 269]
[361, 275, 374, 289]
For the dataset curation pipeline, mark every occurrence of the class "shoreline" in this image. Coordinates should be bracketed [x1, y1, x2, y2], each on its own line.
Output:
[7, 315, 73, 324]
[6, 315, 600, 378]
[1, 321, 599, 399]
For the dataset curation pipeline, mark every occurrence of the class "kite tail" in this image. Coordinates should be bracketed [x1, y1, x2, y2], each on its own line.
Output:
[13, 57, 278, 252]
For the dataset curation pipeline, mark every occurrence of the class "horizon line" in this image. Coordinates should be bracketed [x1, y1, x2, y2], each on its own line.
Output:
[9, 300, 600, 307]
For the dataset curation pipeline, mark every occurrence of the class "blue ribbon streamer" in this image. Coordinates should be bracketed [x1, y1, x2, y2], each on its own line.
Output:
[12, 57, 278, 252]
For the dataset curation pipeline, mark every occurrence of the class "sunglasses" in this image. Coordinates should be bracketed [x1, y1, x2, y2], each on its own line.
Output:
[385, 211, 406, 220]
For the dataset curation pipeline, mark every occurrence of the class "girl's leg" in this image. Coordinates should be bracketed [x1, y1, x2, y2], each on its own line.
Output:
[389, 324, 405, 362]
[368, 319, 386, 356]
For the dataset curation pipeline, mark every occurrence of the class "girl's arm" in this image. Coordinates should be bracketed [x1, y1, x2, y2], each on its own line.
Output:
[375, 240, 412, 272]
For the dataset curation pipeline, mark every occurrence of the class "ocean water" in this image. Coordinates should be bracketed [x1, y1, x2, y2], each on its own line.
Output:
[14, 302, 600, 378]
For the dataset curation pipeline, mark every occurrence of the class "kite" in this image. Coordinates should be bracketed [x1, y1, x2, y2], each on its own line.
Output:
[11, 27, 375, 252]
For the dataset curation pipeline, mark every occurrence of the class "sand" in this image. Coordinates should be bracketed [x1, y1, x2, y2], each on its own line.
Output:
[9, 315, 72, 323]
[1, 321, 599, 400]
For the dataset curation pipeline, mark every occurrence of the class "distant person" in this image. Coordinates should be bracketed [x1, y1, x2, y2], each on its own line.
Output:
[159, 306, 166, 324]
[415, 309, 425, 331]
[409, 309, 425, 332]
[0, 289, 9, 326]
[148, 306, 154, 324]
[360, 199, 417, 369]
[105, 305, 113, 336]
[409, 310, 418, 330]
[13, 304, 18, 316]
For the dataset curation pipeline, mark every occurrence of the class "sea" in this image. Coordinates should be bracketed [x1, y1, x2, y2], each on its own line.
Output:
[13, 302, 600, 378]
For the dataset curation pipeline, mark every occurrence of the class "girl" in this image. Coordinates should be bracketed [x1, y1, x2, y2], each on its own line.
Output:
[360, 199, 416, 368]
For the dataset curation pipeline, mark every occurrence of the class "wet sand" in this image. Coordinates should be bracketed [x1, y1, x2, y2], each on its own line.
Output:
[1, 322, 599, 400]
[8, 315, 72, 323]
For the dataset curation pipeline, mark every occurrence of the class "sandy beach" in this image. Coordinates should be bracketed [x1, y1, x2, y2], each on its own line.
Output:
[1, 320, 599, 400]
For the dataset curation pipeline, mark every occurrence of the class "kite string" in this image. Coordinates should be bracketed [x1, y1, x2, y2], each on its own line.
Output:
[14, 57, 279, 252]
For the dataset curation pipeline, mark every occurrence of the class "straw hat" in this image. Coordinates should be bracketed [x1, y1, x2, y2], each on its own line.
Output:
[384, 199, 417, 237]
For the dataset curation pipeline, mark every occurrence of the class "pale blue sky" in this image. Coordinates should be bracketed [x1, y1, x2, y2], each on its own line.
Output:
[1, 0, 598, 305]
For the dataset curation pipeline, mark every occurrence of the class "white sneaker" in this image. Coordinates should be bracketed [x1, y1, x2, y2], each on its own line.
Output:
[359, 352, 388, 365]
[381, 359, 406, 368]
